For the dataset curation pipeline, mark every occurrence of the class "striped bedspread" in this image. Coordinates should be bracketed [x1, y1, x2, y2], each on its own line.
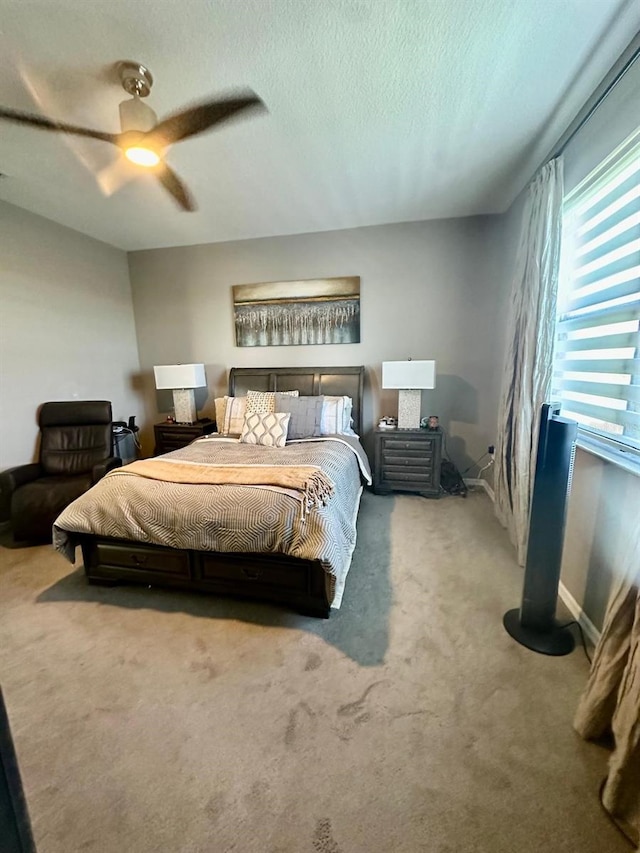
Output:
[53, 435, 371, 605]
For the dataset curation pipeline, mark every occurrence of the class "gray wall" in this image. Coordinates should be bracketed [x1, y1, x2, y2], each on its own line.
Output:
[0, 200, 142, 469]
[128, 216, 510, 464]
[561, 451, 639, 630]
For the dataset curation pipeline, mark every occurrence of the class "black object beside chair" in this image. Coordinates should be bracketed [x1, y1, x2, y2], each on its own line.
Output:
[0, 401, 121, 542]
[0, 688, 37, 853]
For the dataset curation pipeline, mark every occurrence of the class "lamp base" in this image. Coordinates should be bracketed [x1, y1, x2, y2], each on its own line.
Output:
[397, 389, 422, 429]
[172, 388, 196, 424]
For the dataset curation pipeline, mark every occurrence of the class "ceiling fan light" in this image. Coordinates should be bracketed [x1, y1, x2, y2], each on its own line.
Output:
[124, 146, 161, 167]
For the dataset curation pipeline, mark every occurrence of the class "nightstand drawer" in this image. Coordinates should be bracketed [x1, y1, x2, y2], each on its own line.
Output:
[158, 434, 197, 451]
[383, 468, 434, 485]
[382, 449, 432, 464]
[157, 427, 198, 439]
[382, 438, 435, 453]
[154, 421, 216, 454]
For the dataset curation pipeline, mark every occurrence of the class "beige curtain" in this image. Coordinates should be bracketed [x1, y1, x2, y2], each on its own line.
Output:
[574, 524, 640, 848]
[494, 158, 564, 565]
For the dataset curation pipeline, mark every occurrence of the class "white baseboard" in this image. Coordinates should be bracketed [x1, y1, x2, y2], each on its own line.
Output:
[558, 581, 601, 647]
[464, 478, 495, 502]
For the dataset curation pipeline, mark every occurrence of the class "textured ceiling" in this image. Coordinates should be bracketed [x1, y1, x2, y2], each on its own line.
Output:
[0, 0, 638, 251]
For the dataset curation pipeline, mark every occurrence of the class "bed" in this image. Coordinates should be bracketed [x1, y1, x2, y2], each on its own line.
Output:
[53, 366, 368, 618]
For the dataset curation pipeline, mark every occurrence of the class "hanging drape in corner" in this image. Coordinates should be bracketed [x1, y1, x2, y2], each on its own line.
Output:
[494, 158, 564, 565]
[574, 523, 640, 849]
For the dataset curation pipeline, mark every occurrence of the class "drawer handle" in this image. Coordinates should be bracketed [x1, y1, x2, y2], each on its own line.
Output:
[241, 567, 263, 581]
[131, 554, 148, 566]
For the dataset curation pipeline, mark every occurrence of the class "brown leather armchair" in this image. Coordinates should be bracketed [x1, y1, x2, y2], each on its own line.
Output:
[0, 401, 122, 542]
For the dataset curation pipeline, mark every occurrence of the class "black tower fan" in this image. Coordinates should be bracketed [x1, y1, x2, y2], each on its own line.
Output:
[503, 403, 578, 655]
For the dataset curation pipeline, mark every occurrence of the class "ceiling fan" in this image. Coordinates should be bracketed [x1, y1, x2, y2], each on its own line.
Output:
[0, 61, 266, 211]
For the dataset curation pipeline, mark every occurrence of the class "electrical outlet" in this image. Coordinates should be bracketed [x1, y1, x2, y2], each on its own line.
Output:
[488, 445, 495, 455]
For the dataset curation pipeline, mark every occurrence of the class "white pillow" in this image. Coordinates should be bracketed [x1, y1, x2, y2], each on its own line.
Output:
[214, 397, 226, 432]
[240, 411, 290, 448]
[214, 396, 247, 436]
[319, 396, 355, 435]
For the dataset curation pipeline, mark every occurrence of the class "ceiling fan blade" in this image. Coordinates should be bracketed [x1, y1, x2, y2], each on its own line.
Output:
[0, 106, 118, 144]
[145, 93, 265, 148]
[156, 163, 196, 212]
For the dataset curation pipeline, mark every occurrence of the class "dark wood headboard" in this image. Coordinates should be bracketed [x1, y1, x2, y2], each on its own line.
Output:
[229, 366, 365, 435]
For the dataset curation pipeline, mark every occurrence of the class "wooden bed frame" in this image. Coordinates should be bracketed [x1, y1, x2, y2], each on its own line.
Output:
[78, 366, 365, 618]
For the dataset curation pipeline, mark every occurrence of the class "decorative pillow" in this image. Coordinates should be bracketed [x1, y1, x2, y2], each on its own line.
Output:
[275, 394, 324, 440]
[214, 397, 227, 432]
[320, 395, 355, 435]
[246, 389, 298, 416]
[214, 396, 247, 436]
[223, 396, 248, 435]
[240, 411, 291, 448]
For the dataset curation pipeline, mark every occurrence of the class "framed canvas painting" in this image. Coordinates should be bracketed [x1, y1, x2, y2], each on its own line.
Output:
[233, 277, 360, 347]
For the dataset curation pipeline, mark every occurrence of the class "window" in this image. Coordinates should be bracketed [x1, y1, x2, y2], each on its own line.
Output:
[552, 127, 640, 457]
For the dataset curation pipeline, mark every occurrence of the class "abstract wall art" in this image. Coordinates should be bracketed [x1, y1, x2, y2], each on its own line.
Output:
[233, 277, 360, 347]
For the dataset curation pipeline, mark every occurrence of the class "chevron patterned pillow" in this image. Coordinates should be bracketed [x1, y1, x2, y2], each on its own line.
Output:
[240, 411, 291, 448]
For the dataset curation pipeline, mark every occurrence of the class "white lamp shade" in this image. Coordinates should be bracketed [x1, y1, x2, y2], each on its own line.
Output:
[154, 363, 206, 390]
[382, 360, 436, 390]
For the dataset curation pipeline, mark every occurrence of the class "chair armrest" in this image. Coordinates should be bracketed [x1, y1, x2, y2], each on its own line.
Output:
[0, 463, 43, 520]
[92, 457, 122, 484]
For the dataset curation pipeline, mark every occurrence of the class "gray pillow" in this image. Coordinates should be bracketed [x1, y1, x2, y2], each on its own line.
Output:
[274, 394, 325, 440]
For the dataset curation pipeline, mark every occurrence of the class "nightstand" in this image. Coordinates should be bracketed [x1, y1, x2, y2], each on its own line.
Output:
[373, 428, 443, 498]
[154, 420, 217, 455]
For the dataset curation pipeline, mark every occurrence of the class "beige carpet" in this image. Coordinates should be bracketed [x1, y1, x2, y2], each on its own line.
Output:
[0, 490, 625, 853]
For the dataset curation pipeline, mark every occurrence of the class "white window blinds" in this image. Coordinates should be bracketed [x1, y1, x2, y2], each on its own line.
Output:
[553, 127, 640, 452]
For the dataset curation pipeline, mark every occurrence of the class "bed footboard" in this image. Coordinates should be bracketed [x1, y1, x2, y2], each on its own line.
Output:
[79, 535, 332, 618]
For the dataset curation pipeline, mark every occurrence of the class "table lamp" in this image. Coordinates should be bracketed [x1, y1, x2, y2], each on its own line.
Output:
[153, 363, 206, 424]
[382, 360, 436, 429]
